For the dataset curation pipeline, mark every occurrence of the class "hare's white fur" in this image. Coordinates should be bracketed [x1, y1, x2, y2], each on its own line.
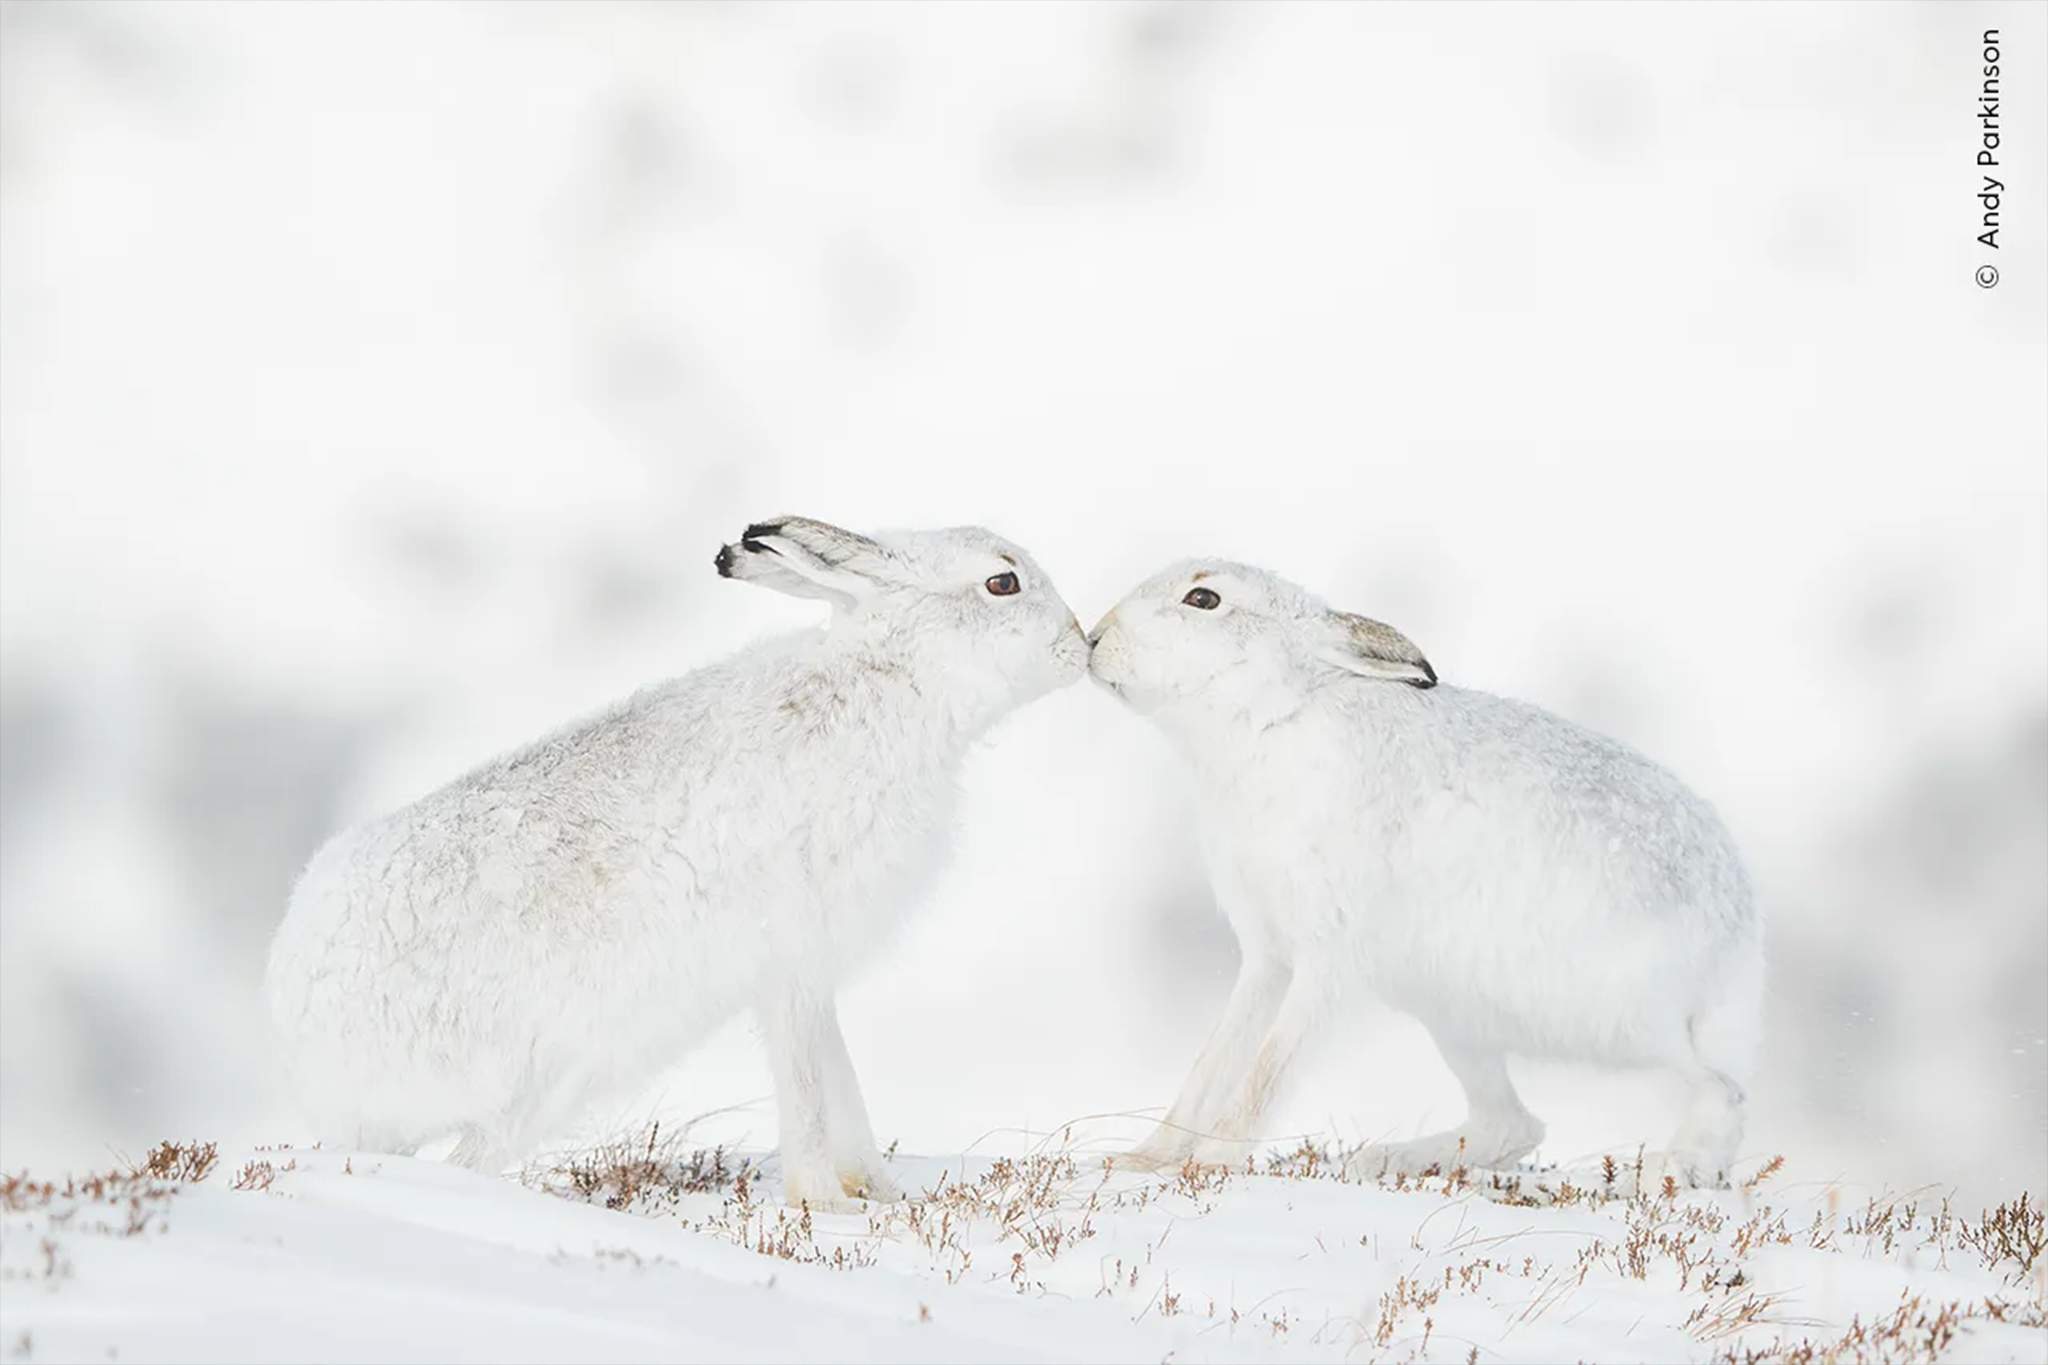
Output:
[265, 518, 1086, 1208]
[1090, 560, 1762, 1185]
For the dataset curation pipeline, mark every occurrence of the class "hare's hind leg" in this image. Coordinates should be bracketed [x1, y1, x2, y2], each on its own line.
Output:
[1350, 1035, 1543, 1179]
[441, 1061, 596, 1178]
[1656, 949, 1759, 1187]
[1666, 993, 1755, 1186]
[447, 1126, 516, 1174]
[1121, 952, 1291, 1172]
[1666, 1065, 1745, 1188]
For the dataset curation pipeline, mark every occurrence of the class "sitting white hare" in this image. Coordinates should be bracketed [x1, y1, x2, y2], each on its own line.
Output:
[1089, 560, 1761, 1186]
[265, 517, 1087, 1208]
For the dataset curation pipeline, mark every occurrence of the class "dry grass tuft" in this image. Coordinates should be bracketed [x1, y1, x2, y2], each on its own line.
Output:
[135, 1140, 218, 1184]
[1707, 1290, 2028, 1365]
[229, 1158, 295, 1192]
[1957, 1192, 2045, 1286]
[539, 1123, 754, 1214]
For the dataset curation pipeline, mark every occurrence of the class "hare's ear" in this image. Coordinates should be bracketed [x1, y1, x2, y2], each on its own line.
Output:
[1317, 610, 1437, 688]
[714, 516, 898, 609]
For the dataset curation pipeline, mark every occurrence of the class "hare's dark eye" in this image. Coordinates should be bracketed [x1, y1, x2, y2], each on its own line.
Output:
[985, 571, 1021, 597]
[1183, 586, 1221, 610]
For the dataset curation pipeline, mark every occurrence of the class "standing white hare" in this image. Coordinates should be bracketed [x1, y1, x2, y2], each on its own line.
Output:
[1089, 561, 1762, 1186]
[265, 517, 1087, 1208]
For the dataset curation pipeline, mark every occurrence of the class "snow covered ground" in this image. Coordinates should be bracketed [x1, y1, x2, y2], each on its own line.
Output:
[4, 1135, 2042, 1365]
[2, 9, 2044, 1362]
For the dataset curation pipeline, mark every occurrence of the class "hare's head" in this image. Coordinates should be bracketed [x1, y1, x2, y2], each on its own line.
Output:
[718, 516, 1087, 710]
[1087, 559, 1435, 726]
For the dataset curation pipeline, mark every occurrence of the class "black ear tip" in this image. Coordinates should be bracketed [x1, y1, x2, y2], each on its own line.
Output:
[1410, 660, 1438, 689]
[742, 520, 785, 542]
[714, 544, 736, 577]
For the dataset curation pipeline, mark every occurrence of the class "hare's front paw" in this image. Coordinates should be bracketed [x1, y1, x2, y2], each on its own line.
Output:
[1350, 1115, 1543, 1181]
[1107, 1146, 1179, 1174]
[838, 1159, 903, 1204]
[1349, 1132, 1479, 1180]
[1107, 1120, 1207, 1174]
[1109, 1145, 1234, 1179]
[782, 1165, 872, 1215]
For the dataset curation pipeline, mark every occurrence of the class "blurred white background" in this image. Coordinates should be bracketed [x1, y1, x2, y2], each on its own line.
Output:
[2, 1, 2042, 1205]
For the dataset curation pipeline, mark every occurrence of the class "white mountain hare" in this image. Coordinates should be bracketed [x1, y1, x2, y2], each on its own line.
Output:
[265, 517, 1087, 1209]
[1089, 561, 1762, 1187]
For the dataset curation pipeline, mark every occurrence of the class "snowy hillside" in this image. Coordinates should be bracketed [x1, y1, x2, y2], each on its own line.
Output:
[4, 1136, 2042, 1364]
